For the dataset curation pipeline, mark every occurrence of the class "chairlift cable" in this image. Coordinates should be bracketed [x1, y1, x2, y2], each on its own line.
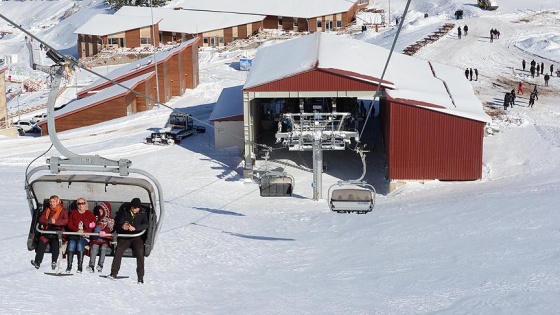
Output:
[358, 0, 413, 143]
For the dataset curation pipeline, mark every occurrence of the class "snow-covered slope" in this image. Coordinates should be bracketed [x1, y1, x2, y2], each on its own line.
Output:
[1, 1, 560, 314]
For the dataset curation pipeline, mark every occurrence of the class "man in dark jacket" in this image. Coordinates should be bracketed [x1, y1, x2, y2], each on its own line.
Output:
[108, 198, 149, 283]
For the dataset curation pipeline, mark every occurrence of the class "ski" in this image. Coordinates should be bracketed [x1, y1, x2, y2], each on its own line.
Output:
[99, 275, 129, 279]
[44, 272, 73, 276]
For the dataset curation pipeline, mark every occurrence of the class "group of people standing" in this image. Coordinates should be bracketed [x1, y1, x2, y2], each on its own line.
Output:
[507, 82, 539, 109]
[521, 59, 554, 87]
[464, 68, 478, 81]
[30, 195, 148, 284]
[490, 28, 500, 42]
[457, 25, 468, 39]
[523, 59, 554, 79]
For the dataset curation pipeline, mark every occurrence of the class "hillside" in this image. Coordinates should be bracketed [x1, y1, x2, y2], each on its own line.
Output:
[1, 1, 560, 314]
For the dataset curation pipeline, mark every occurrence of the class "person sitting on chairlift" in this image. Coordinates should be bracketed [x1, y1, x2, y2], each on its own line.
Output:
[65, 197, 96, 273]
[31, 195, 69, 270]
[108, 198, 148, 284]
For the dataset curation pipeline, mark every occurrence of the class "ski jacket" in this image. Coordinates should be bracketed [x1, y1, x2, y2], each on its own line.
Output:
[90, 210, 115, 245]
[67, 209, 96, 234]
[38, 204, 68, 230]
[115, 206, 149, 235]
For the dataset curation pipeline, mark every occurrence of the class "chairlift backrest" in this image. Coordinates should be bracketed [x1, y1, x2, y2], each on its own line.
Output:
[259, 172, 294, 197]
[330, 188, 373, 202]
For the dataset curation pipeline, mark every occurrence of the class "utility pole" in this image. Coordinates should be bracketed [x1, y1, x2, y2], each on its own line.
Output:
[149, 0, 160, 108]
[388, 0, 391, 26]
[17, 94, 20, 121]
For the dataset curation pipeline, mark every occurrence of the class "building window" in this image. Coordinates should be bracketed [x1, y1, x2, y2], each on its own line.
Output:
[108, 38, 119, 45]
[141, 37, 152, 45]
[294, 19, 298, 27]
[219, 37, 224, 44]
[278, 17, 283, 26]
[317, 20, 322, 28]
[336, 21, 342, 28]
[203, 38, 208, 44]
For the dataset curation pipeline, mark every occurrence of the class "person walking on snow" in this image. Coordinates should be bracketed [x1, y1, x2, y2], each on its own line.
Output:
[458, 26, 462, 39]
[541, 62, 544, 74]
[490, 29, 493, 42]
[463, 25, 468, 36]
[544, 74, 550, 87]
[536, 64, 540, 77]
[503, 92, 510, 110]
[474, 69, 478, 81]
[517, 82, 523, 95]
[528, 92, 535, 108]
[469, 68, 473, 81]
[530, 65, 535, 78]
[465, 68, 469, 79]
[510, 89, 516, 107]
[522, 59, 526, 71]
[533, 84, 539, 100]
[551, 64, 555, 76]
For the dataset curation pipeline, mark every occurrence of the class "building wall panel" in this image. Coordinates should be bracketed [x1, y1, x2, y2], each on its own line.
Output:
[252, 21, 262, 35]
[41, 97, 128, 136]
[125, 29, 140, 48]
[283, 17, 294, 31]
[384, 102, 484, 180]
[245, 69, 378, 92]
[263, 16, 278, 29]
[238, 24, 248, 39]
[224, 27, 233, 44]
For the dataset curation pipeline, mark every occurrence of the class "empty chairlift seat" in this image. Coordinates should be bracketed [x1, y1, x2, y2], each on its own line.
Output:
[329, 187, 375, 214]
[259, 173, 294, 197]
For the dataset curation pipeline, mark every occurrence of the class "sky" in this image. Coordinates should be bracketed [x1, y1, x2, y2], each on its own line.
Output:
[1, 0, 560, 314]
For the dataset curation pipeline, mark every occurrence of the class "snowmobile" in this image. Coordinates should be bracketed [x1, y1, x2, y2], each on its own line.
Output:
[477, 0, 499, 10]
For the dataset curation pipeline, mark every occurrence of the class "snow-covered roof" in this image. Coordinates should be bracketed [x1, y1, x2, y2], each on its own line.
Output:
[115, 6, 265, 34]
[44, 73, 154, 121]
[210, 85, 244, 121]
[80, 38, 198, 94]
[169, 0, 357, 19]
[73, 14, 160, 36]
[245, 32, 491, 123]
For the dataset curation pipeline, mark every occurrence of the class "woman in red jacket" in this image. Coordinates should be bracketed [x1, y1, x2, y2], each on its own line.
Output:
[65, 197, 95, 273]
[31, 195, 68, 270]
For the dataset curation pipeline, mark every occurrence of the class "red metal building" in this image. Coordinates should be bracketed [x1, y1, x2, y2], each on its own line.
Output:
[242, 33, 490, 182]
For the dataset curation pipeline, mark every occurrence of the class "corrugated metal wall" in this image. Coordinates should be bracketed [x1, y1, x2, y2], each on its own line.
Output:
[383, 101, 485, 180]
[245, 69, 378, 92]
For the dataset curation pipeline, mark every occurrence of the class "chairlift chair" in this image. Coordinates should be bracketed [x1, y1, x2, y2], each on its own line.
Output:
[327, 148, 376, 214]
[26, 173, 163, 258]
[328, 181, 376, 214]
[258, 147, 295, 197]
[259, 171, 295, 197]
[22, 40, 165, 264]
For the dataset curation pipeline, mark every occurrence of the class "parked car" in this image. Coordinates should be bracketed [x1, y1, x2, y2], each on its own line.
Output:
[33, 113, 48, 121]
[13, 119, 37, 133]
